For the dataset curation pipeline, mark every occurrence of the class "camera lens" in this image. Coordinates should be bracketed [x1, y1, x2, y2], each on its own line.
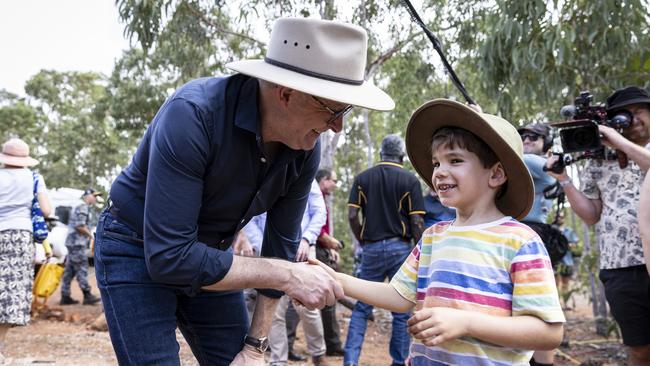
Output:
[573, 128, 597, 147]
[609, 112, 632, 129]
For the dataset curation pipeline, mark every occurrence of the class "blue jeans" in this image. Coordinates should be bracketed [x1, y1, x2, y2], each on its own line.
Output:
[343, 238, 412, 366]
[94, 210, 248, 365]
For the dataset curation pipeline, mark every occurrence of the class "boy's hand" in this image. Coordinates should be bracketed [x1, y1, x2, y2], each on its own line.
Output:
[308, 258, 336, 278]
[408, 307, 470, 346]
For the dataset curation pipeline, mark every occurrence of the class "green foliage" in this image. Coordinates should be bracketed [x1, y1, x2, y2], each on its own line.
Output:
[1, 70, 137, 190]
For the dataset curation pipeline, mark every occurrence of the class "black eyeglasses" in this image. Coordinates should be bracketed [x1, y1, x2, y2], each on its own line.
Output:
[312, 96, 353, 126]
[520, 133, 540, 142]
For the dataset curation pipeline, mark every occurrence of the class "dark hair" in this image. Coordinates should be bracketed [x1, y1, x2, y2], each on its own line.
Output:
[315, 168, 333, 183]
[430, 127, 499, 168]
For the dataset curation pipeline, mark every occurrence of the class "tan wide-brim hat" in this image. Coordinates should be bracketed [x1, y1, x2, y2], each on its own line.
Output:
[405, 99, 533, 220]
[226, 17, 394, 111]
[0, 138, 39, 167]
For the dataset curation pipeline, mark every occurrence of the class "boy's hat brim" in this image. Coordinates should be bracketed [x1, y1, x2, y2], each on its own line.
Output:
[406, 99, 534, 220]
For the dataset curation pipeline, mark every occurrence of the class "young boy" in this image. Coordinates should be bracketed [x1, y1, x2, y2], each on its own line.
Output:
[314, 100, 564, 365]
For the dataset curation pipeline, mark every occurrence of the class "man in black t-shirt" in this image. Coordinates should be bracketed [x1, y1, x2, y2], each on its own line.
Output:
[344, 134, 425, 366]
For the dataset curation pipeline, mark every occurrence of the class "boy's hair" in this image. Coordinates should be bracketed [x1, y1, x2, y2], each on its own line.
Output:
[430, 127, 499, 168]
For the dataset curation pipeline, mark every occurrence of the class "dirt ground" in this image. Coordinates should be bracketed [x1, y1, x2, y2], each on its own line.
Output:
[3, 268, 628, 366]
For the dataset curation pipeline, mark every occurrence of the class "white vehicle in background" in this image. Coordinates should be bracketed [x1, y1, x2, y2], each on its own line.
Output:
[34, 187, 99, 265]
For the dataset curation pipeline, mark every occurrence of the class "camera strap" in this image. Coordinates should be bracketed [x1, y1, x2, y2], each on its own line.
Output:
[401, 0, 475, 105]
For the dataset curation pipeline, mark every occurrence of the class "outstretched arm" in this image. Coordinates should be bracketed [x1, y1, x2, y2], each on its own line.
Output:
[408, 307, 563, 350]
[310, 258, 413, 313]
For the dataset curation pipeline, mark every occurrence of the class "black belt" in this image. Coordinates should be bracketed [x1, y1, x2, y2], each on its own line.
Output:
[362, 236, 409, 245]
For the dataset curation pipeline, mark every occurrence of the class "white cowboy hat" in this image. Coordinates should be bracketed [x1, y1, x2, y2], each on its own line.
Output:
[226, 17, 394, 111]
[0, 138, 39, 167]
[406, 99, 534, 220]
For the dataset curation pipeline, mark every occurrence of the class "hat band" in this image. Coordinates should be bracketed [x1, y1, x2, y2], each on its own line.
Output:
[264, 57, 364, 86]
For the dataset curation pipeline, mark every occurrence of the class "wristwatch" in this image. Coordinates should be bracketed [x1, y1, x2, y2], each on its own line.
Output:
[244, 335, 269, 354]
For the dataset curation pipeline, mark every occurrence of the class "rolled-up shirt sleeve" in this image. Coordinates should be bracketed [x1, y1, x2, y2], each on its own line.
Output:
[143, 98, 233, 295]
[258, 143, 320, 298]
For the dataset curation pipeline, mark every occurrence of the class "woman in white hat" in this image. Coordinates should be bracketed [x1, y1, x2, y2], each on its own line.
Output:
[0, 138, 52, 362]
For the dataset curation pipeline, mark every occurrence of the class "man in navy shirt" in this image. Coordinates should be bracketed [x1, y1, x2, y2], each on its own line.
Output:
[94, 17, 394, 366]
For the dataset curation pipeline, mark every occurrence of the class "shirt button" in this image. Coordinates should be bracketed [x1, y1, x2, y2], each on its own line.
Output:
[260, 157, 267, 163]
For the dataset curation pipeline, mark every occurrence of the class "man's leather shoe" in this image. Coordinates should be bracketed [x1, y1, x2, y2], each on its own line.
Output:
[288, 350, 306, 362]
[312, 354, 330, 366]
[325, 347, 345, 357]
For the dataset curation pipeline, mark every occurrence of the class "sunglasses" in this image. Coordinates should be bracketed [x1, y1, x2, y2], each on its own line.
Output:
[520, 133, 541, 142]
[312, 96, 353, 126]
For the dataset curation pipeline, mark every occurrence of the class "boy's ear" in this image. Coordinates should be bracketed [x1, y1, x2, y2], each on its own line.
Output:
[488, 162, 507, 189]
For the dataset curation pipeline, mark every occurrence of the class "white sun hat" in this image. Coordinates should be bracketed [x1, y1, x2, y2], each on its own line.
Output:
[226, 17, 394, 111]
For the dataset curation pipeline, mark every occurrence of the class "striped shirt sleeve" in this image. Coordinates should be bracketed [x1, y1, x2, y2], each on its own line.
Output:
[390, 241, 421, 303]
[510, 238, 565, 323]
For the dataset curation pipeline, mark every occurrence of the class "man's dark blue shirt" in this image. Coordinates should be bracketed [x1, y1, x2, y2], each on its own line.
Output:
[109, 74, 320, 297]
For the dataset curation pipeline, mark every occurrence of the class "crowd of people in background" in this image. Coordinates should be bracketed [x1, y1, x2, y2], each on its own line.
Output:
[1, 15, 649, 366]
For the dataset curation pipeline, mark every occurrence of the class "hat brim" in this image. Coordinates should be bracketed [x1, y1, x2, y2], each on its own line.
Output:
[607, 97, 650, 111]
[405, 99, 533, 220]
[226, 60, 395, 111]
[0, 153, 39, 167]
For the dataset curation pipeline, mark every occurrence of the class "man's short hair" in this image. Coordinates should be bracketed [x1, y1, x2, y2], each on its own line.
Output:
[380, 134, 405, 158]
[316, 168, 333, 183]
[430, 127, 499, 169]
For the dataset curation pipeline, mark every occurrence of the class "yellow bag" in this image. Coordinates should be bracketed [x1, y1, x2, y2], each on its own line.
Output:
[33, 261, 64, 299]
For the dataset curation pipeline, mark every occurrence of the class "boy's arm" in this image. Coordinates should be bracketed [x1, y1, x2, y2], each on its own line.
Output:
[310, 259, 413, 313]
[408, 307, 563, 350]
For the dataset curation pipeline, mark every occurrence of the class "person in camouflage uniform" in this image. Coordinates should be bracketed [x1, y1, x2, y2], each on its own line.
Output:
[59, 188, 102, 305]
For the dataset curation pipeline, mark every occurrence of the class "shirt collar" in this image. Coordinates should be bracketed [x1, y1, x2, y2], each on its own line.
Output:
[233, 76, 260, 136]
[377, 161, 403, 168]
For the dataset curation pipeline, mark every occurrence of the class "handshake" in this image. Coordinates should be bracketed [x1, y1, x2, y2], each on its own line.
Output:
[281, 258, 344, 310]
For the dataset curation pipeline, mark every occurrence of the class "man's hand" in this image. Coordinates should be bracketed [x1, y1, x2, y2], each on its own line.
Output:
[598, 124, 629, 150]
[408, 307, 470, 346]
[544, 155, 570, 181]
[330, 249, 340, 263]
[295, 239, 310, 262]
[284, 261, 343, 309]
[230, 345, 265, 366]
[233, 233, 254, 257]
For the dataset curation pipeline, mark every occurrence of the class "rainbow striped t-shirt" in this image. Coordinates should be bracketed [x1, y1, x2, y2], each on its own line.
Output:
[390, 216, 565, 366]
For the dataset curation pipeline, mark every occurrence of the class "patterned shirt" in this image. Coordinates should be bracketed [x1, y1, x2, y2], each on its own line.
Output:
[390, 217, 565, 366]
[580, 158, 647, 269]
[65, 204, 91, 248]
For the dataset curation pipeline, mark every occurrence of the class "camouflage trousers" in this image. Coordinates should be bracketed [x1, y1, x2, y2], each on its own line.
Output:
[61, 246, 91, 296]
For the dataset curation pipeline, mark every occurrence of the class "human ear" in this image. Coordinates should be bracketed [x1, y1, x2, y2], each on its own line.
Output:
[488, 162, 507, 189]
[275, 85, 294, 109]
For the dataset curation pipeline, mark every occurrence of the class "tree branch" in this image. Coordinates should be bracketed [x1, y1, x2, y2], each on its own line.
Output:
[366, 32, 419, 78]
[183, 3, 266, 47]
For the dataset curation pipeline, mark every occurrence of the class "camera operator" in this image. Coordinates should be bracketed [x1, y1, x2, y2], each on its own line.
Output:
[546, 86, 650, 366]
[518, 123, 563, 366]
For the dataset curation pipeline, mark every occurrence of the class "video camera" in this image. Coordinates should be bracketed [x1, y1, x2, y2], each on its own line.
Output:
[545, 91, 631, 173]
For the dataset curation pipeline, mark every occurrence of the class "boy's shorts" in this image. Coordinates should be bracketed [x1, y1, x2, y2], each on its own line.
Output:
[599, 265, 650, 346]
